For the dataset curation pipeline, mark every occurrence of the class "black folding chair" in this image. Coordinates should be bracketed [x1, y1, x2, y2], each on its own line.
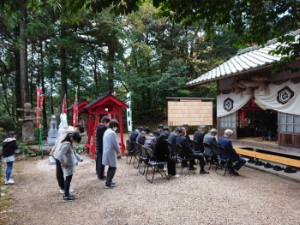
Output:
[138, 145, 150, 175]
[203, 142, 213, 170]
[176, 144, 196, 174]
[145, 148, 169, 183]
[216, 145, 230, 176]
[133, 142, 143, 169]
[126, 140, 135, 164]
[254, 127, 266, 142]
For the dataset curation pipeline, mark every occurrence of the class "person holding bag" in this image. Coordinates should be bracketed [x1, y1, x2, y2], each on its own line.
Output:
[57, 132, 82, 202]
[2, 131, 18, 185]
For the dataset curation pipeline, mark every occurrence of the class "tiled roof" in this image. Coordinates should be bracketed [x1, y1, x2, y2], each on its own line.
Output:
[84, 92, 111, 109]
[186, 30, 300, 86]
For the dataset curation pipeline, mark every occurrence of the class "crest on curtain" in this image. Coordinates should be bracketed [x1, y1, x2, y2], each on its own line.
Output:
[224, 98, 234, 111]
[277, 86, 294, 104]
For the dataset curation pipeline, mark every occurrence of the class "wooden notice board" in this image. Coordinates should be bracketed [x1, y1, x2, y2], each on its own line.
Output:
[167, 100, 213, 126]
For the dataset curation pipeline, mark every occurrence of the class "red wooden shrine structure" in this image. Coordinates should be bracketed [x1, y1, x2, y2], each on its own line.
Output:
[83, 92, 128, 159]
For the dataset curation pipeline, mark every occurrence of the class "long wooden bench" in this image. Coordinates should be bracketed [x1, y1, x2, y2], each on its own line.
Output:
[235, 148, 300, 168]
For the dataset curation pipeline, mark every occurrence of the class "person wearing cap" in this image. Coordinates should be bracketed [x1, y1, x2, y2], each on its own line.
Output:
[143, 127, 157, 150]
[176, 127, 209, 174]
[128, 126, 143, 151]
[157, 124, 164, 134]
[193, 125, 206, 153]
[136, 127, 146, 145]
[217, 129, 246, 176]
[182, 124, 190, 142]
[2, 131, 18, 185]
[203, 128, 219, 163]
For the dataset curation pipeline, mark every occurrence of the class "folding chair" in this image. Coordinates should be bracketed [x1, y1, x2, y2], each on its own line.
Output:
[203, 142, 213, 170]
[254, 127, 266, 142]
[215, 145, 230, 176]
[133, 142, 142, 169]
[145, 148, 169, 183]
[138, 145, 150, 175]
[126, 140, 135, 164]
[176, 144, 196, 174]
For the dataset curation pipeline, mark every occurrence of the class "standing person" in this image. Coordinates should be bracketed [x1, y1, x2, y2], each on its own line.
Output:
[50, 124, 84, 194]
[96, 116, 111, 180]
[193, 125, 206, 153]
[56, 132, 82, 202]
[2, 131, 18, 184]
[102, 119, 120, 189]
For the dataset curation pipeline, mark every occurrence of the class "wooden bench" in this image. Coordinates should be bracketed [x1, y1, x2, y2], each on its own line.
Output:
[235, 148, 300, 168]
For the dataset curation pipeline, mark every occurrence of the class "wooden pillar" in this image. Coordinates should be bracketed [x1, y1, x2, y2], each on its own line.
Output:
[118, 108, 125, 156]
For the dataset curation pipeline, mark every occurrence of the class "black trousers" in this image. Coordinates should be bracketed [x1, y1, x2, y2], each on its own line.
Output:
[167, 158, 176, 176]
[186, 153, 206, 171]
[55, 158, 64, 189]
[228, 157, 246, 171]
[96, 152, 105, 179]
[106, 166, 117, 186]
[64, 175, 73, 196]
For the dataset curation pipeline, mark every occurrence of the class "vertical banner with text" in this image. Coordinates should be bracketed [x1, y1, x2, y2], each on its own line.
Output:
[126, 92, 132, 132]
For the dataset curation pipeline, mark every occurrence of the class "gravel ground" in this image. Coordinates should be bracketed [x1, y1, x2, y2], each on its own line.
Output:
[3, 155, 300, 225]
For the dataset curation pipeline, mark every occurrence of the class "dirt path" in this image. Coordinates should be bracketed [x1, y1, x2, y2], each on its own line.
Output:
[3, 155, 300, 225]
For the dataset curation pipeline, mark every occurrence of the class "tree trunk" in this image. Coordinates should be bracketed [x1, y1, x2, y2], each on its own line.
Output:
[19, 0, 29, 107]
[40, 40, 47, 131]
[107, 44, 115, 92]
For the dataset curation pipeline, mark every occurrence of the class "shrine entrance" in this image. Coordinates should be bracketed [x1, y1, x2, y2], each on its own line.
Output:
[83, 92, 128, 159]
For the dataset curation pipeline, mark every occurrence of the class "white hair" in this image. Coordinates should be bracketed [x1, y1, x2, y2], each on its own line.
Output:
[224, 129, 233, 135]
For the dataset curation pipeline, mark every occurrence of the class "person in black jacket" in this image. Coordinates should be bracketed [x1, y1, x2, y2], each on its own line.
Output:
[2, 131, 18, 185]
[193, 125, 206, 153]
[96, 116, 111, 180]
[176, 127, 209, 174]
[154, 132, 179, 178]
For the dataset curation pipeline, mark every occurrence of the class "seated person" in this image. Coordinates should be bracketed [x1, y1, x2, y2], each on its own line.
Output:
[143, 127, 157, 150]
[157, 124, 164, 134]
[128, 126, 143, 153]
[152, 130, 161, 139]
[193, 125, 206, 153]
[136, 127, 146, 145]
[168, 127, 180, 156]
[217, 129, 246, 176]
[176, 127, 209, 174]
[203, 128, 219, 163]
[154, 132, 179, 178]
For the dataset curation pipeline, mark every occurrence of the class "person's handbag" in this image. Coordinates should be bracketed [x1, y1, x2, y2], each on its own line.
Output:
[48, 155, 56, 165]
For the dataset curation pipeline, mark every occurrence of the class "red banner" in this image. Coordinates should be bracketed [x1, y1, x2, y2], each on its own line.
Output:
[36, 88, 43, 128]
[72, 91, 78, 125]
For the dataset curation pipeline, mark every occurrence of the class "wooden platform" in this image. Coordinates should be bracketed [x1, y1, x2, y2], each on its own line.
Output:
[232, 137, 300, 157]
[235, 148, 300, 168]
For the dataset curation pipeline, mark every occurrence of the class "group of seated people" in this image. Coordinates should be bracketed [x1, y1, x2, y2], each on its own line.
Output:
[127, 124, 246, 177]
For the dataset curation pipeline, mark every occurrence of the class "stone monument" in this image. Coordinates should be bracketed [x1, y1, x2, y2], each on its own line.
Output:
[45, 115, 58, 146]
[19, 102, 35, 143]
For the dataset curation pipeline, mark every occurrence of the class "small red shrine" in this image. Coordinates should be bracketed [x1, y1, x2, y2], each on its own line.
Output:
[83, 92, 128, 159]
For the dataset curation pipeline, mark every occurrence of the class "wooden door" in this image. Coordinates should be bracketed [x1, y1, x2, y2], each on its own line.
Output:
[217, 112, 237, 139]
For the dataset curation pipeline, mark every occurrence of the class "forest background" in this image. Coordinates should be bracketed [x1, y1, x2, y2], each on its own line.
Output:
[0, 0, 299, 138]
